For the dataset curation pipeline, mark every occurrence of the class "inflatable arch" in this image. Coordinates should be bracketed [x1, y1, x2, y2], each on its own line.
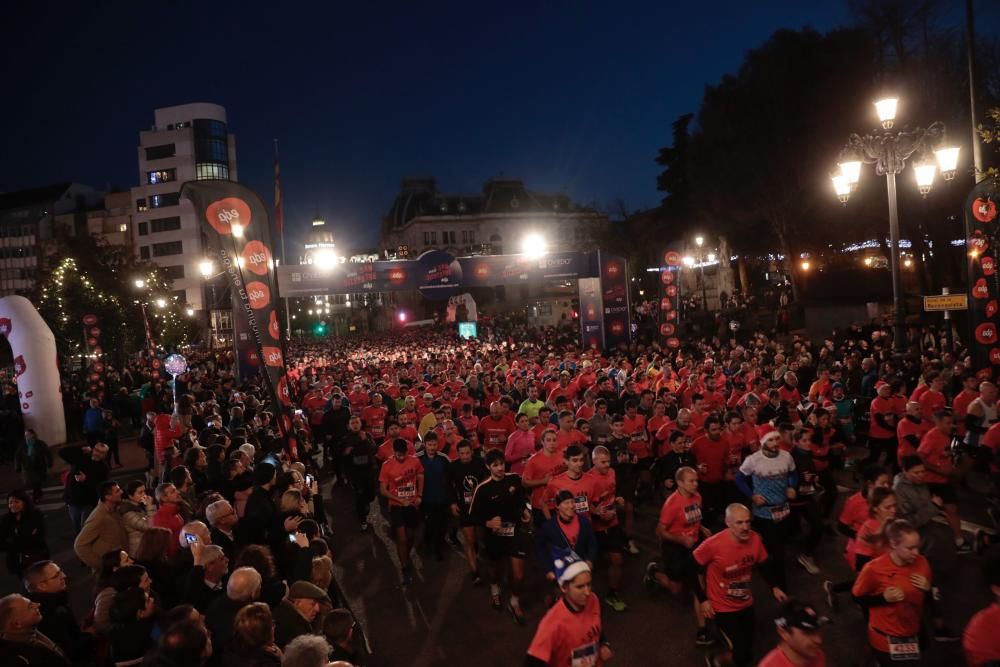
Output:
[445, 293, 478, 323]
[0, 296, 66, 445]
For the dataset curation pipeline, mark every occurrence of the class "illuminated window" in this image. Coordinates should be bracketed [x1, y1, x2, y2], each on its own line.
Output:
[147, 168, 176, 184]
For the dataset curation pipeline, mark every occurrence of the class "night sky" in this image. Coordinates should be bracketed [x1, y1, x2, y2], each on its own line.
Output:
[4, 2, 871, 252]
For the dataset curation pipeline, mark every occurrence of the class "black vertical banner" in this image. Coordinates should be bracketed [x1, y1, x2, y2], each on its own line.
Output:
[578, 277, 605, 350]
[180, 181, 296, 456]
[659, 249, 682, 352]
[598, 251, 631, 350]
[966, 183, 1000, 379]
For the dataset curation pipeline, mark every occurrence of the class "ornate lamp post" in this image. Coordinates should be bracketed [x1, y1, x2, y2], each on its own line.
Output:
[833, 97, 960, 353]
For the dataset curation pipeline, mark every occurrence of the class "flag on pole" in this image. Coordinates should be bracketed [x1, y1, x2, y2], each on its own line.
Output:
[273, 144, 284, 241]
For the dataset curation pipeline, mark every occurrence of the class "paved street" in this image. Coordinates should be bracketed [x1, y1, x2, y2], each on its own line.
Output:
[1, 441, 996, 666]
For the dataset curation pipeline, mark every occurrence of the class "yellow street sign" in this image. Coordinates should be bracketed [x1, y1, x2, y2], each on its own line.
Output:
[923, 294, 968, 312]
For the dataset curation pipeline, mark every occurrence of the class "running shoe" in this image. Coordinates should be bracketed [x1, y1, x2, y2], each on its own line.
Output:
[822, 580, 838, 612]
[626, 540, 640, 555]
[695, 628, 714, 646]
[797, 554, 820, 575]
[507, 601, 526, 625]
[643, 561, 658, 593]
[933, 626, 961, 643]
[604, 593, 627, 612]
[956, 541, 974, 555]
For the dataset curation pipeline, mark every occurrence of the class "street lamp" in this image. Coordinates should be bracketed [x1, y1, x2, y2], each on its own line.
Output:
[185, 307, 195, 317]
[834, 96, 960, 353]
[199, 259, 215, 278]
[521, 233, 548, 259]
[134, 278, 146, 289]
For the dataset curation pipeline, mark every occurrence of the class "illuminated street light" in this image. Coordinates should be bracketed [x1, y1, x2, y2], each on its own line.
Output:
[231, 223, 244, 238]
[682, 256, 695, 267]
[914, 161, 936, 197]
[800, 260, 811, 271]
[314, 248, 337, 269]
[185, 307, 195, 317]
[864, 257, 873, 267]
[874, 97, 898, 129]
[398, 311, 407, 322]
[838, 160, 862, 190]
[134, 278, 145, 289]
[694, 236, 704, 248]
[521, 233, 548, 259]
[832, 174, 851, 204]
[903, 257, 913, 268]
[707, 253, 716, 263]
[199, 259, 214, 277]
[934, 146, 960, 181]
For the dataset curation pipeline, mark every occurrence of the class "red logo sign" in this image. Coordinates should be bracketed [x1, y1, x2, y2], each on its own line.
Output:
[269, 311, 280, 339]
[246, 281, 270, 310]
[988, 300, 998, 319]
[89, 373, 99, 382]
[609, 321, 625, 336]
[93, 346, 102, 356]
[586, 306, 597, 319]
[473, 264, 490, 280]
[87, 337, 98, 346]
[660, 323, 675, 336]
[0, 318, 11, 336]
[664, 251, 681, 267]
[660, 298, 671, 311]
[262, 346, 283, 368]
[604, 262, 621, 279]
[151, 359, 161, 369]
[13, 355, 25, 377]
[990, 348, 1000, 365]
[82, 314, 98, 326]
[278, 376, 291, 406]
[666, 337, 681, 349]
[973, 197, 998, 223]
[665, 310, 677, 321]
[661, 271, 674, 285]
[973, 278, 990, 299]
[242, 241, 272, 276]
[971, 232, 989, 254]
[983, 256, 996, 276]
[246, 350, 260, 367]
[89, 327, 101, 337]
[205, 197, 252, 236]
[976, 322, 998, 345]
[388, 268, 407, 285]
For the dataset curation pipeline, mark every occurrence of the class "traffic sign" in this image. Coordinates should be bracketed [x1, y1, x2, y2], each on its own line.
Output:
[923, 294, 968, 312]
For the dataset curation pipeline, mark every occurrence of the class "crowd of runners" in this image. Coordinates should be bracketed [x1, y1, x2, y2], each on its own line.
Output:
[3, 317, 1000, 666]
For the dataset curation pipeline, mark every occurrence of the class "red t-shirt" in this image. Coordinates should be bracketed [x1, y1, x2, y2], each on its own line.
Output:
[690, 435, 727, 484]
[758, 647, 826, 667]
[952, 390, 979, 436]
[347, 391, 370, 416]
[839, 491, 869, 569]
[854, 518, 886, 558]
[852, 553, 931, 653]
[526, 593, 603, 667]
[623, 414, 651, 459]
[544, 472, 596, 517]
[377, 438, 416, 462]
[361, 405, 388, 440]
[917, 428, 953, 484]
[869, 396, 897, 439]
[586, 468, 618, 530]
[576, 403, 596, 421]
[964, 603, 1000, 667]
[918, 389, 946, 421]
[478, 415, 516, 450]
[658, 490, 703, 540]
[693, 530, 768, 612]
[896, 417, 930, 465]
[523, 449, 568, 510]
[378, 456, 423, 507]
[556, 428, 588, 453]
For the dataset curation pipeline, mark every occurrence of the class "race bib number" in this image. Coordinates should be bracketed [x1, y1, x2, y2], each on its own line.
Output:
[725, 579, 751, 600]
[570, 641, 598, 667]
[397, 484, 415, 499]
[574, 495, 590, 514]
[594, 435, 608, 444]
[496, 521, 515, 537]
[799, 483, 815, 496]
[630, 431, 647, 441]
[463, 491, 473, 505]
[887, 635, 920, 661]
[352, 455, 369, 465]
[683, 503, 702, 525]
[770, 504, 790, 522]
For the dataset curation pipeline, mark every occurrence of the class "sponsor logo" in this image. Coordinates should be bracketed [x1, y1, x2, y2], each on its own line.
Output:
[242, 241, 272, 276]
[973, 278, 990, 299]
[973, 197, 997, 223]
[982, 256, 996, 276]
[205, 197, 252, 236]
[0, 318, 10, 336]
[661, 271, 674, 285]
[269, 311, 280, 339]
[664, 250, 681, 266]
[82, 314, 98, 326]
[262, 346, 283, 368]
[976, 322, 997, 345]
[990, 348, 1000, 365]
[246, 281, 271, 310]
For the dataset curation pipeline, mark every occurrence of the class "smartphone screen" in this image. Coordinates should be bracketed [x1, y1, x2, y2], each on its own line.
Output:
[288, 534, 297, 543]
[305, 474, 313, 486]
[184, 533, 197, 544]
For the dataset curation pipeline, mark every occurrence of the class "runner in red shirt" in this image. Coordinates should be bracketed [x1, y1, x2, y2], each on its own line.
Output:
[951, 374, 980, 438]
[963, 554, 1000, 667]
[587, 445, 627, 612]
[543, 445, 596, 520]
[360, 394, 388, 441]
[916, 373, 947, 421]
[524, 556, 612, 667]
[523, 429, 568, 522]
[378, 441, 424, 585]
[917, 410, 971, 553]
[694, 503, 786, 667]
[758, 600, 829, 667]
[896, 401, 930, 466]
[478, 402, 515, 451]
[555, 410, 588, 454]
[645, 466, 713, 645]
[690, 416, 730, 526]
[852, 519, 932, 663]
[347, 384, 370, 417]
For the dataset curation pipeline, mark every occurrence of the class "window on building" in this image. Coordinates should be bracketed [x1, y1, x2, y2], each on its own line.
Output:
[152, 241, 183, 257]
[443, 231, 456, 245]
[195, 163, 230, 180]
[150, 193, 180, 208]
[140, 246, 150, 260]
[147, 168, 177, 185]
[150, 216, 181, 233]
[161, 265, 185, 280]
[119, 223, 128, 233]
[138, 222, 149, 236]
[145, 144, 175, 160]
[424, 231, 439, 246]
[136, 198, 148, 212]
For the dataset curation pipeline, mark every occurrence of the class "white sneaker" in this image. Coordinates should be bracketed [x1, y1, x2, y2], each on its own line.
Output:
[797, 554, 820, 575]
[627, 540, 640, 555]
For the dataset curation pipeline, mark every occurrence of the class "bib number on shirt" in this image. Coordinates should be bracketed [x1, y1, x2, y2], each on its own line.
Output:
[496, 521, 515, 537]
[887, 635, 920, 661]
[397, 484, 415, 499]
[352, 455, 369, 465]
[683, 503, 702, 525]
[571, 641, 598, 667]
[725, 579, 751, 600]
[770, 504, 790, 522]
[574, 495, 590, 514]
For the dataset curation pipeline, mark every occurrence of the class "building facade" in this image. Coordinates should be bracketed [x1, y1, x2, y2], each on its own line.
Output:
[86, 191, 133, 249]
[129, 103, 238, 312]
[0, 182, 104, 296]
[379, 177, 607, 322]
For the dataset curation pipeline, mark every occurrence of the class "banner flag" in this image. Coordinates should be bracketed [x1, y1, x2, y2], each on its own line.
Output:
[966, 183, 1000, 379]
[180, 180, 296, 454]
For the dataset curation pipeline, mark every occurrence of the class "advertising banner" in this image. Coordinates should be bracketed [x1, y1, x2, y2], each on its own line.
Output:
[659, 249, 682, 351]
[599, 251, 630, 350]
[180, 180, 296, 454]
[966, 184, 1000, 379]
[577, 277, 605, 350]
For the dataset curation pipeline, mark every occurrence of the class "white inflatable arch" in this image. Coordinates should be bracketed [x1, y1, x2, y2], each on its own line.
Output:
[0, 295, 66, 445]
[445, 293, 478, 323]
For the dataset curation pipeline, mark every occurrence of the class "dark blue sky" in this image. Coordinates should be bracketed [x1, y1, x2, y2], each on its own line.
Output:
[3, 1, 860, 252]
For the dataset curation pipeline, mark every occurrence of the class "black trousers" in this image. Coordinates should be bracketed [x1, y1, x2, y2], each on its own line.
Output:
[753, 515, 788, 589]
[715, 605, 756, 667]
[351, 477, 375, 523]
[422, 502, 449, 554]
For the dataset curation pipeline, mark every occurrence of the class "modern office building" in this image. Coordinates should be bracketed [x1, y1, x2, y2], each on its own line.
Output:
[129, 103, 238, 345]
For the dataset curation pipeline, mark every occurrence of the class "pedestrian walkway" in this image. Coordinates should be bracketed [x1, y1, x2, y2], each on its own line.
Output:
[0, 436, 148, 498]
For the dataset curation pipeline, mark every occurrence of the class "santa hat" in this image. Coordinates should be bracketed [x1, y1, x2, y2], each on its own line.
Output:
[756, 423, 781, 445]
[553, 548, 591, 585]
[875, 380, 891, 392]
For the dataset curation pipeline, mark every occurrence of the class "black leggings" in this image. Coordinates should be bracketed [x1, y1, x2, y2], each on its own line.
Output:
[716, 606, 756, 667]
[753, 516, 788, 590]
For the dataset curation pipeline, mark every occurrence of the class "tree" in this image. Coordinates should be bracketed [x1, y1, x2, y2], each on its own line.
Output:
[656, 113, 694, 211]
[35, 234, 198, 365]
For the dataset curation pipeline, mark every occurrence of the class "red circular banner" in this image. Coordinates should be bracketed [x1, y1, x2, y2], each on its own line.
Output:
[660, 323, 675, 337]
[205, 197, 252, 236]
[666, 337, 681, 349]
[262, 346, 283, 368]
[990, 348, 1000, 365]
[665, 285, 678, 297]
[664, 251, 681, 266]
[269, 311, 280, 340]
[665, 310, 677, 321]
[246, 281, 271, 310]
[973, 278, 990, 300]
[661, 271, 674, 285]
[973, 197, 997, 223]
[82, 314, 97, 326]
[982, 256, 996, 276]
[242, 240, 272, 276]
[976, 322, 998, 345]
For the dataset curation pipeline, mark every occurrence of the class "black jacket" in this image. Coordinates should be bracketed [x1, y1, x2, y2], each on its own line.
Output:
[27, 590, 89, 662]
[240, 487, 276, 545]
[0, 636, 70, 667]
[220, 646, 281, 667]
[0, 509, 48, 575]
[272, 599, 312, 649]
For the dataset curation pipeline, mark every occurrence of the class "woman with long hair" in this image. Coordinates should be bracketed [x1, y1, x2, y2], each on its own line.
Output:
[0, 488, 48, 577]
[236, 545, 286, 608]
[134, 526, 177, 608]
[223, 602, 282, 667]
